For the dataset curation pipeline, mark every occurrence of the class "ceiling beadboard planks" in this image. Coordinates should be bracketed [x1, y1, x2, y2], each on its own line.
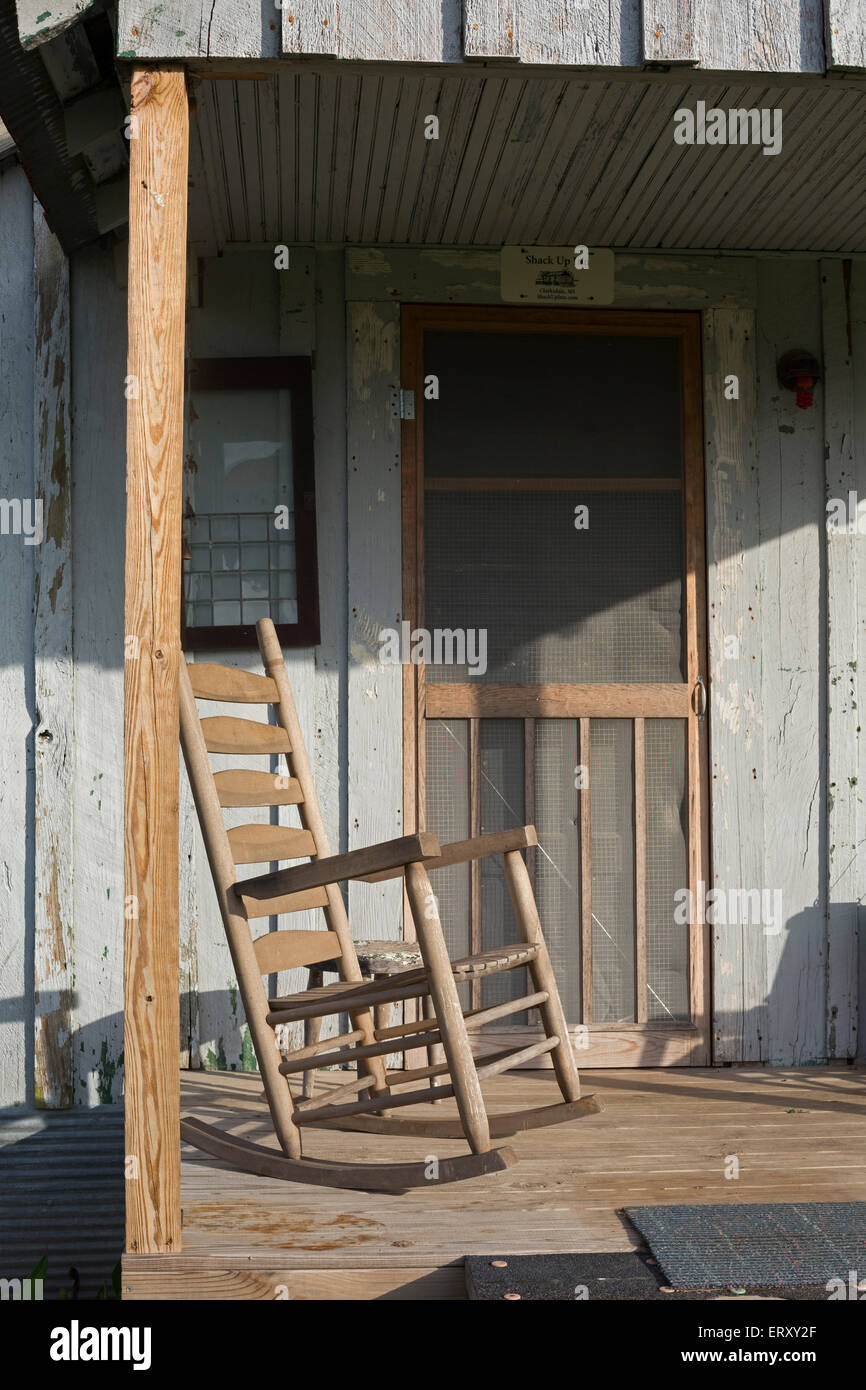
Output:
[33, 202, 75, 1109]
[283, 2, 339, 57]
[186, 72, 866, 254]
[642, 1, 698, 65]
[825, 0, 866, 70]
[463, 1, 520, 59]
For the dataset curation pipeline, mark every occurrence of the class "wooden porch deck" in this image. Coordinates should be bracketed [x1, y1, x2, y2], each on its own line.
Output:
[122, 1065, 866, 1300]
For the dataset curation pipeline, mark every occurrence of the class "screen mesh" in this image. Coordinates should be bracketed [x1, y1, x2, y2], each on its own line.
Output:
[424, 332, 682, 479]
[645, 719, 690, 1021]
[424, 720, 471, 1005]
[479, 721, 527, 1013]
[591, 719, 635, 1023]
[533, 720, 583, 1020]
[425, 490, 684, 684]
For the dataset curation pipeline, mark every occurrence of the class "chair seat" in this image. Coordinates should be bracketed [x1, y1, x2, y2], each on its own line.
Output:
[268, 943, 537, 1011]
[313, 939, 425, 977]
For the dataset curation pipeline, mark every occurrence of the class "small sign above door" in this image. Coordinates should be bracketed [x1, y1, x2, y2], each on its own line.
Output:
[500, 246, 615, 305]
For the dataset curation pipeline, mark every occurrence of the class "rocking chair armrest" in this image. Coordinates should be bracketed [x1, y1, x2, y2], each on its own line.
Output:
[358, 826, 538, 882]
[233, 831, 442, 908]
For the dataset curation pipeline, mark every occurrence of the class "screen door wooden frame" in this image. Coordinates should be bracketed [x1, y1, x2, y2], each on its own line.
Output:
[400, 304, 711, 1067]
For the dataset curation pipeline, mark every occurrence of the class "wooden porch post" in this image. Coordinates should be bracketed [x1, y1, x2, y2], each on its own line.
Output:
[123, 66, 188, 1256]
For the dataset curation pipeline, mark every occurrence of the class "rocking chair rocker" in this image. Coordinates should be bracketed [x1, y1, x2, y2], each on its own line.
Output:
[179, 618, 600, 1191]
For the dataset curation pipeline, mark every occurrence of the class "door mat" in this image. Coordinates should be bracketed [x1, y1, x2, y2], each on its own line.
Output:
[624, 1202, 866, 1289]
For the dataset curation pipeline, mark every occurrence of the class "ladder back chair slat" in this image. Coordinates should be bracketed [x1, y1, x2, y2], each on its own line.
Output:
[201, 715, 291, 755]
[187, 662, 280, 703]
[214, 770, 304, 807]
[252, 929, 342, 975]
[239, 885, 330, 918]
[228, 823, 318, 864]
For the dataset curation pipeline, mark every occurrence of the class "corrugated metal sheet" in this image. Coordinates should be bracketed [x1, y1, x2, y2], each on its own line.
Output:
[0, 1110, 124, 1299]
[187, 70, 866, 253]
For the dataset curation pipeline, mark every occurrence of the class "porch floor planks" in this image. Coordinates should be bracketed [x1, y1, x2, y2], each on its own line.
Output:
[125, 1066, 866, 1296]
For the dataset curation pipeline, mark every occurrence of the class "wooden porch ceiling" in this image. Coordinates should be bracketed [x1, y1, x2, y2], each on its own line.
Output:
[188, 68, 866, 255]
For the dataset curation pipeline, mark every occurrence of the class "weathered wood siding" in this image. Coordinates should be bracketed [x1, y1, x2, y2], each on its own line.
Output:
[2, 235, 864, 1104]
[177, 246, 861, 1071]
[115, 0, 835, 71]
[822, 258, 865, 1060]
[0, 161, 35, 1110]
[71, 239, 128, 1103]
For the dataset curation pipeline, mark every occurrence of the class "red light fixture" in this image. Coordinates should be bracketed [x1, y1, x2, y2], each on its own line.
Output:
[777, 349, 821, 410]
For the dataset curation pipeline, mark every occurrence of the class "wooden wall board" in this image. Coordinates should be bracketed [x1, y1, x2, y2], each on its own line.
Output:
[346, 299, 405, 942]
[854, 266, 866, 1060]
[463, 1, 519, 59]
[70, 240, 128, 1104]
[755, 258, 826, 1065]
[0, 163, 35, 1110]
[703, 307, 766, 1062]
[642, 1, 698, 65]
[116, 0, 827, 70]
[344, 247, 757, 309]
[825, 1, 866, 70]
[32, 202, 74, 1108]
[822, 257, 864, 1061]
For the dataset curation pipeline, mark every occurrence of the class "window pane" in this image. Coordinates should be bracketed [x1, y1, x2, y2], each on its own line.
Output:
[183, 385, 298, 631]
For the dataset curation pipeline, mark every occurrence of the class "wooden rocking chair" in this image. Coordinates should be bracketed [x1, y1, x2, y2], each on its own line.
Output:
[179, 618, 600, 1191]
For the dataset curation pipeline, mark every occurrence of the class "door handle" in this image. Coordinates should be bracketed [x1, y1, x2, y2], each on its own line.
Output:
[693, 676, 707, 720]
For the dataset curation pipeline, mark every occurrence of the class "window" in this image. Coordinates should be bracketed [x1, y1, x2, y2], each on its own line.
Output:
[182, 357, 320, 649]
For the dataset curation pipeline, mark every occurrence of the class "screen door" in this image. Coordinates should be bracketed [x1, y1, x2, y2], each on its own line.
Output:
[401, 306, 709, 1066]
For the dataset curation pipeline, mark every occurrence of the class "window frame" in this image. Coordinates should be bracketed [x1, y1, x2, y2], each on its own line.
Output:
[182, 355, 320, 650]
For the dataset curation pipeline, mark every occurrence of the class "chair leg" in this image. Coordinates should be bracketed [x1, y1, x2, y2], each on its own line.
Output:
[405, 863, 490, 1154]
[301, 967, 324, 1100]
[423, 993, 446, 1103]
[372, 970, 391, 1038]
[503, 849, 581, 1103]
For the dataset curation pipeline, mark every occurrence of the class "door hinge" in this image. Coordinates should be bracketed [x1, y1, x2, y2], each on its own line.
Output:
[392, 388, 415, 420]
